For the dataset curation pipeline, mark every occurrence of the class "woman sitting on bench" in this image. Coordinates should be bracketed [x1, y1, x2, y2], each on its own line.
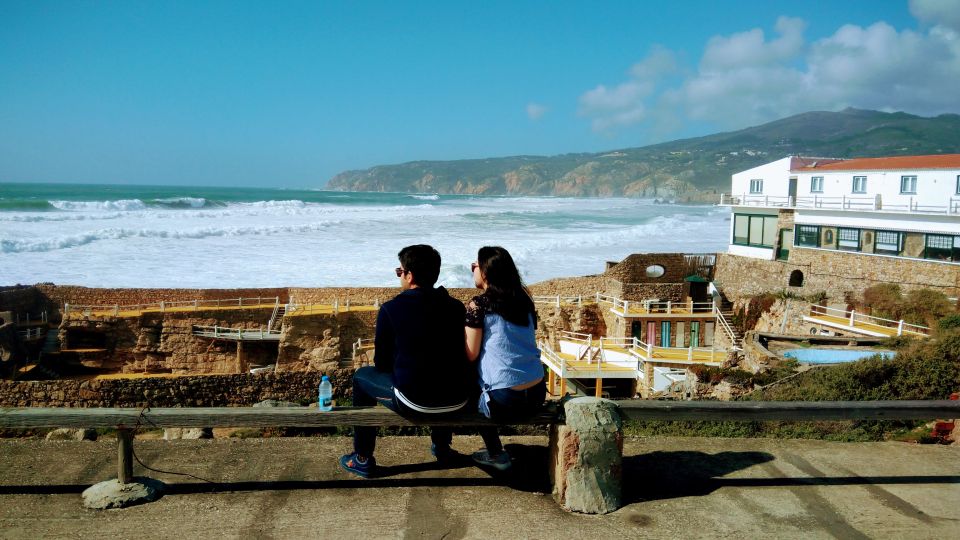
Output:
[465, 246, 546, 471]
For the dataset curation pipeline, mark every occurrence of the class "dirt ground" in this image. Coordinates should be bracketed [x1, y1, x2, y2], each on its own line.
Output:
[0, 435, 958, 539]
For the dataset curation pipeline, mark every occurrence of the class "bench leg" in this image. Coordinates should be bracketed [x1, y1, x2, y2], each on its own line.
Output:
[117, 428, 134, 484]
[80, 427, 164, 510]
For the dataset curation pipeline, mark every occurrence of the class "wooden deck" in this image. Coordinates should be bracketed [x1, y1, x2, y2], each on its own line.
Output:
[804, 314, 928, 338]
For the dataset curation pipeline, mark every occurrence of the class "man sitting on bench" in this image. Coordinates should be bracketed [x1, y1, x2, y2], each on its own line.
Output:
[339, 244, 473, 478]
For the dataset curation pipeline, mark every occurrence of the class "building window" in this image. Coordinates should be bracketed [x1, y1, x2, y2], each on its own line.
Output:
[852, 176, 867, 194]
[810, 176, 824, 193]
[795, 224, 821, 247]
[749, 179, 763, 194]
[874, 230, 902, 256]
[837, 228, 861, 251]
[732, 214, 777, 248]
[924, 234, 960, 261]
[956, 175, 960, 195]
[900, 175, 917, 194]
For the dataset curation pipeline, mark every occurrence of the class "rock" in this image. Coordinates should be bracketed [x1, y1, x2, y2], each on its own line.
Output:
[162, 427, 212, 440]
[81, 478, 165, 509]
[550, 397, 623, 514]
[45, 428, 97, 441]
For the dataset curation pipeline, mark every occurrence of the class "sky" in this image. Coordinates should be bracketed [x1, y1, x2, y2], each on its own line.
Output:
[2, 0, 959, 188]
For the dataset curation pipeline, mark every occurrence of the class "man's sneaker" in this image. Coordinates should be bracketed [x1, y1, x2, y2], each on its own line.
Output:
[471, 449, 512, 471]
[431, 443, 462, 465]
[339, 452, 376, 478]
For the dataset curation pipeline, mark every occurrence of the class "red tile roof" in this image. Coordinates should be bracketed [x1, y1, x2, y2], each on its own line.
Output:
[795, 154, 960, 172]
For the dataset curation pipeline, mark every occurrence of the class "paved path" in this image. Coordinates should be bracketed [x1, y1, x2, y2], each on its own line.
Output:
[0, 435, 958, 538]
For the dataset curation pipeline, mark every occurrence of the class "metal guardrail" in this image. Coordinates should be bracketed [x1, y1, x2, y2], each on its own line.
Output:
[192, 325, 281, 341]
[65, 297, 280, 317]
[720, 193, 960, 215]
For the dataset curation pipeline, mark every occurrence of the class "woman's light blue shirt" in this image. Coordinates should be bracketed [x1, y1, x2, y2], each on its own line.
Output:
[477, 312, 542, 417]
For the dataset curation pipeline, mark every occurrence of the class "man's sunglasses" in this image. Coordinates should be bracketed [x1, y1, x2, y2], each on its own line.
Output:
[395, 267, 407, 277]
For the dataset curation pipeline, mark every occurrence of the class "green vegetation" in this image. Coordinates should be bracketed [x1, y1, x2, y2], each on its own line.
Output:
[326, 109, 960, 196]
[856, 284, 954, 327]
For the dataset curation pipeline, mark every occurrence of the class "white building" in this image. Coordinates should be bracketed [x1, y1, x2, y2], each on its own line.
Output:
[721, 154, 960, 265]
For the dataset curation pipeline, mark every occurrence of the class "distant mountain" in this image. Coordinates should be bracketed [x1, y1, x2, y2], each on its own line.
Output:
[325, 109, 960, 200]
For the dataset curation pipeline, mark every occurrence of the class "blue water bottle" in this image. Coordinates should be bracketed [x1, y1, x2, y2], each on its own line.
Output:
[318, 375, 333, 412]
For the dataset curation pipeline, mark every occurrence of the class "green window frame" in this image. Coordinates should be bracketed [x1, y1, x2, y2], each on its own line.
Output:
[837, 227, 861, 251]
[874, 230, 902, 256]
[924, 234, 960, 261]
[795, 224, 821, 247]
[732, 213, 777, 248]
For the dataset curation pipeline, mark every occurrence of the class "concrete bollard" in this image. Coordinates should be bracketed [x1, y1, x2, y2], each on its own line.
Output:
[549, 397, 623, 514]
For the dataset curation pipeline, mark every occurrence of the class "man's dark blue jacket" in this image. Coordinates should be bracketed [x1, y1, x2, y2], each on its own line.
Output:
[373, 286, 472, 408]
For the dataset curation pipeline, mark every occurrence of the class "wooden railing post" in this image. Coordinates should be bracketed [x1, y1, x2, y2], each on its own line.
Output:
[898, 320, 904, 336]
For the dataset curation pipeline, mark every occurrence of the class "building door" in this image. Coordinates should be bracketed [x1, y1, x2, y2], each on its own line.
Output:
[631, 321, 642, 341]
[690, 321, 700, 347]
[646, 322, 656, 345]
[676, 322, 685, 347]
[660, 321, 671, 347]
[777, 228, 793, 261]
[704, 322, 715, 346]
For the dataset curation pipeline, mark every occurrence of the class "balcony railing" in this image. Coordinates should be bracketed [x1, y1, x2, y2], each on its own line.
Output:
[719, 193, 960, 215]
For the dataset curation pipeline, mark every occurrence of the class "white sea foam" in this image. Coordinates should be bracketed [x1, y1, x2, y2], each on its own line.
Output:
[0, 195, 730, 287]
[409, 194, 440, 201]
[49, 199, 148, 211]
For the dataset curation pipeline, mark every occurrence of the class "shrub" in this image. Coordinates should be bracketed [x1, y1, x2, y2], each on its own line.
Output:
[901, 289, 953, 326]
[861, 283, 902, 320]
[938, 314, 960, 331]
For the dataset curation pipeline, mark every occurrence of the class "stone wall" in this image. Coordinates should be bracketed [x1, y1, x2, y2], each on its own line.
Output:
[0, 371, 354, 408]
[713, 251, 960, 304]
[278, 311, 378, 371]
[604, 253, 709, 284]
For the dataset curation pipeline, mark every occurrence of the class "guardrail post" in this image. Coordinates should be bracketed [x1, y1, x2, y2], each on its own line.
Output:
[667, 301, 672, 314]
[159, 301, 164, 313]
[646, 342, 653, 359]
[194, 300, 198, 310]
[345, 299, 351, 310]
[114, 305, 119, 316]
[688, 346, 693, 361]
[623, 300, 629, 315]
[897, 320, 904, 336]
[849, 309, 856, 326]
[556, 296, 561, 308]
[334, 299, 339, 315]
[578, 295, 582, 307]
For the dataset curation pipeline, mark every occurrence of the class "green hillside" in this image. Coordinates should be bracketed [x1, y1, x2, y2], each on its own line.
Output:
[325, 109, 960, 199]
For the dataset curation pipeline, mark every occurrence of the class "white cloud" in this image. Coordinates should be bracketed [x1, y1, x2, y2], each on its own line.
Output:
[910, 0, 960, 32]
[579, 10, 960, 136]
[526, 102, 548, 121]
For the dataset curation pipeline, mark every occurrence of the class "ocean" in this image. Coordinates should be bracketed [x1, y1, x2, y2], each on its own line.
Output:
[0, 183, 730, 288]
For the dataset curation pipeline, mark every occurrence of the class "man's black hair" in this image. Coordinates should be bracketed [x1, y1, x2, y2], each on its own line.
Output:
[398, 244, 441, 288]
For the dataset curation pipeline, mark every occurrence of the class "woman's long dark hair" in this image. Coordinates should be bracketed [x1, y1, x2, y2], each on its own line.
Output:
[477, 246, 536, 328]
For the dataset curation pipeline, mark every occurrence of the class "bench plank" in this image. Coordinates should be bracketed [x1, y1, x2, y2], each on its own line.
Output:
[0, 405, 560, 429]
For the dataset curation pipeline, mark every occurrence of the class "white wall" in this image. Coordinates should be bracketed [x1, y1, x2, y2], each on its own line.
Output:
[728, 244, 774, 259]
[731, 156, 793, 197]
[795, 168, 960, 208]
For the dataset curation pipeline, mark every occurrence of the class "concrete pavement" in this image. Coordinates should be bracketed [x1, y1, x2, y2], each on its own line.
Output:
[0, 435, 958, 539]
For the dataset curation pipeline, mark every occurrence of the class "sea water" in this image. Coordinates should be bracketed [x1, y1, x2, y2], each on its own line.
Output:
[0, 183, 731, 288]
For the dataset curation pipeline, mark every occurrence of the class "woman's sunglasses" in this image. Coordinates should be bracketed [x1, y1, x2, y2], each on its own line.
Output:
[470, 263, 479, 272]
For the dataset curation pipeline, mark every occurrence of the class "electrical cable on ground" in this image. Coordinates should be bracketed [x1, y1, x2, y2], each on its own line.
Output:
[128, 405, 219, 487]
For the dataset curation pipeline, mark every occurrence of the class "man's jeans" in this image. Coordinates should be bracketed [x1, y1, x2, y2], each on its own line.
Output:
[351, 366, 457, 458]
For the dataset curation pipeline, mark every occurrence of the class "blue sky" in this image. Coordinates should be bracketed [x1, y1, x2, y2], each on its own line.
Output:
[2, 0, 959, 187]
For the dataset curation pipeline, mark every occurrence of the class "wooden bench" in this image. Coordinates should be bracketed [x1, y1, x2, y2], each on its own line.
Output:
[2, 399, 958, 514]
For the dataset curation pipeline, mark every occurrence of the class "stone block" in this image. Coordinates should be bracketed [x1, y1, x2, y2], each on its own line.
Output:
[82, 478, 165, 509]
[45, 428, 97, 441]
[550, 397, 623, 514]
[162, 427, 213, 440]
